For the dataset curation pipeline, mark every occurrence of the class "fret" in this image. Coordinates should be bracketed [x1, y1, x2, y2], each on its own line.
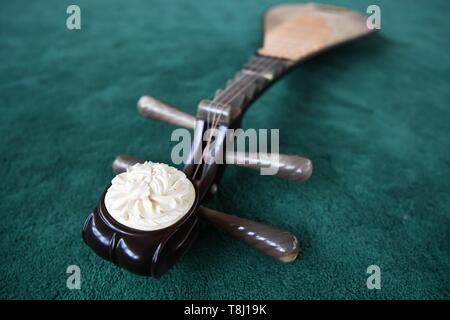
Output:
[212, 55, 293, 111]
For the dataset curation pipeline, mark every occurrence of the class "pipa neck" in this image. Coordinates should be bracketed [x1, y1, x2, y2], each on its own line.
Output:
[211, 55, 293, 111]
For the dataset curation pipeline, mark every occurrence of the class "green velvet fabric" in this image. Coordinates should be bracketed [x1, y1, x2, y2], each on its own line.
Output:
[1, 0, 449, 299]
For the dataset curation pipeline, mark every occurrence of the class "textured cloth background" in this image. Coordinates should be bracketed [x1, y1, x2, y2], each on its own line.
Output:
[0, 0, 449, 299]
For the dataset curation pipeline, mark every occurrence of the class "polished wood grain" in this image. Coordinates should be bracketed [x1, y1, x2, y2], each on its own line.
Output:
[258, 3, 374, 61]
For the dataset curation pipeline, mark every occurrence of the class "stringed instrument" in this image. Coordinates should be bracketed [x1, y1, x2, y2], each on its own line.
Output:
[82, 3, 375, 277]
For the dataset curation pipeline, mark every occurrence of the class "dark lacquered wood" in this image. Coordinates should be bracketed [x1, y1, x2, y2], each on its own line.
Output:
[111, 154, 299, 262]
[82, 181, 200, 277]
[138, 96, 196, 130]
[199, 207, 299, 262]
[228, 152, 312, 181]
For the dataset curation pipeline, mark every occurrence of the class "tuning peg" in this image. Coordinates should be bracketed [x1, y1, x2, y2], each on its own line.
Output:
[138, 96, 196, 130]
[226, 151, 312, 182]
[198, 206, 298, 262]
[111, 154, 299, 262]
[136, 97, 312, 181]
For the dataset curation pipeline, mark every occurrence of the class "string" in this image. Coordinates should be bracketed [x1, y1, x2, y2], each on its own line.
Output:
[205, 57, 272, 147]
[192, 58, 276, 178]
[191, 57, 279, 179]
[192, 57, 280, 179]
